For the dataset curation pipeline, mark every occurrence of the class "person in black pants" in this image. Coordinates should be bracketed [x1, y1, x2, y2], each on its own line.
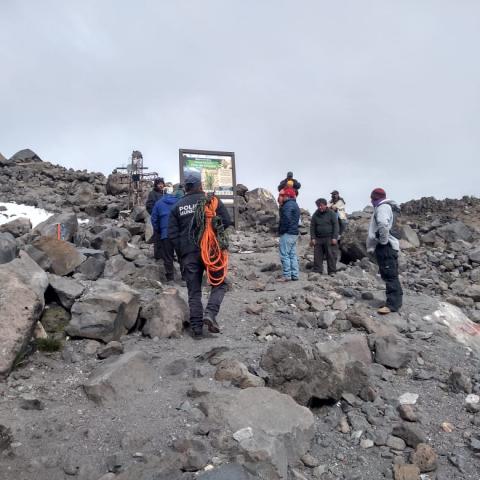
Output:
[310, 198, 339, 275]
[168, 173, 231, 338]
[367, 187, 403, 314]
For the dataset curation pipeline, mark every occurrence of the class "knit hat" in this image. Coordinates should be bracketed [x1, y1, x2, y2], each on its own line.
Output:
[371, 188, 386, 200]
[154, 177, 165, 186]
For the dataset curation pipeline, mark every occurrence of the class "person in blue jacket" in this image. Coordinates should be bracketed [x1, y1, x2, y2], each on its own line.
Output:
[277, 187, 301, 282]
[151, 184, 179, 282]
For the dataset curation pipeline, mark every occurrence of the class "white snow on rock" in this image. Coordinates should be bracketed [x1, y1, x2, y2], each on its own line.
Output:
[0, 202, 53, 228]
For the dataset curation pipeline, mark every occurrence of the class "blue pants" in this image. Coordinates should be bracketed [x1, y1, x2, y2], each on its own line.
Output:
[279, 234, 299, 279]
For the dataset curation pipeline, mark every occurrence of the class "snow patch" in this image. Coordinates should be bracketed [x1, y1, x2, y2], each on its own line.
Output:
[0, 202, 53, 228]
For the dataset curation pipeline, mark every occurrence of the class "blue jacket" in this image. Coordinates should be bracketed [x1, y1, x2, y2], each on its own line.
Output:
[151, 194, 178, 239]
[279, 198, 300, 235]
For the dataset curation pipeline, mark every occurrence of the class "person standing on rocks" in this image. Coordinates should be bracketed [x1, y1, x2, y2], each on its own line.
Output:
[151, 183, 179, 283]
[278, 171, 301, 196]
[310, 198, 338, 275]
[146, 177, 165, 214]
[277, 187, 301, 282]
[168, 173, 232, 338]
[328, 190, 348, 237]
[367, 187, 403, 314]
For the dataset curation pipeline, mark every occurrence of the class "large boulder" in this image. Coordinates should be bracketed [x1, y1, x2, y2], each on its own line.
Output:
[66, 279, 140, 342]
[34, 212, 78, 242]
[47, 274, 85, 310]
[141, 289, 188, 339]
[340, 218, 370, 263]
[400, 224, 420, 248]
[436, 221, 474, 243]
[200, 387, 314, 480]
[261, 337, 371, 405]
[106, 173, 130, 195]
[0, 232, 17, 264]
[239, 188, 279, 231]
[0, 252, 48, 378]
[374, 334, 412, 369]
[32, 236, 86, 275]
[9, 148, 42, 163]
[83, 350, 157, 404]
[0, 217, 32, 237]
[103, 255, 137, 280]
[91, 227, 131, 256]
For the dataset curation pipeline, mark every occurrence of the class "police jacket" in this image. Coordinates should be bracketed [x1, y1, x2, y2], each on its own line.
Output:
[168, 192, 232, 257]
[278, 198, 300, 235]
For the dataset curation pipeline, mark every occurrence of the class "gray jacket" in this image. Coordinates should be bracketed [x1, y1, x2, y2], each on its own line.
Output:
[366, 200, 400, 252]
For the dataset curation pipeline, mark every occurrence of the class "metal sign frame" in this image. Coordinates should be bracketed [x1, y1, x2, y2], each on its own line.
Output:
[179, 148, 238, 228]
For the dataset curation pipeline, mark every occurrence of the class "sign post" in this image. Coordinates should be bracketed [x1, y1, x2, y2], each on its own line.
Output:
[179, 149, 238, 228]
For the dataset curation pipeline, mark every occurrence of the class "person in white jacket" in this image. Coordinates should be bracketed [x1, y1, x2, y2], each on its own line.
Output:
[366, 187, 403, 314]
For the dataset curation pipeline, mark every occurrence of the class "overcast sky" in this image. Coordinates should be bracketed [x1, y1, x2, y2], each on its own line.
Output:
[1, 1, 479, 211]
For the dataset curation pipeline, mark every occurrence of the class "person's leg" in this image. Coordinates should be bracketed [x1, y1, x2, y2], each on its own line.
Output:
[375, 244, 403, 311]
[279, 234, 292, 279]
[182, 252, 205, 333]
[161, 239, 175, 281]
[204, 274, 227, 332]
[326, 239, 337, 274]
[174, 247, 186, 281]
[318, 238, 328, 273]
[153, 231, 162, 260]
[313, 239, 323, 273]
[287, 234, 299, 280]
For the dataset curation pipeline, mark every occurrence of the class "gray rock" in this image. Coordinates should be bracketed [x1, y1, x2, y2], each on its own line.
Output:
[0, 424, 13, 452]
[34, 212, 78, 242]
[97, 341, 124, 359]
[0, 217, 31, 237]
[436, 221, 473, 243]
[66, 279, 140, 342]
[400, 224, 420, 248]
[0, 252, 48, 378]
[76, 255, 105, 280]
[201, 387, 314, 479]
[83, 350, 157, 404]
[469, 247, 480, 264]
[392, 422, 426, 448]
[91, 227, 131, 256]
[32, 236, 86, 276]
[0, 232, 17, 264]
[47, 274, 85, 310]
[141, 288, 188, 339]
[374, 334, 411, 369]
[197, 464, 255, 479]
[20, 394, 45, 411]
[22, 244, 51, 270]
[103, 254, 137, 280]
[9, 148, 42, 163]
[448, 367, 472, 393]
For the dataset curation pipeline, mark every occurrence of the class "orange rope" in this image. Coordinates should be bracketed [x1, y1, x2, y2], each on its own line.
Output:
[200, 196, 229, 286]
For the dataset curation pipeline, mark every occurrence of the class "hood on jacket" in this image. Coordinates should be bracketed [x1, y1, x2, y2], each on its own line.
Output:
[162, 194, 178, 206]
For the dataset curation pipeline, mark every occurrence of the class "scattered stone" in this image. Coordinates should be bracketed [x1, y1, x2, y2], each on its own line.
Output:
[398, 404, 417, 422]
[47, 273, 85, 310]
[0, 232, 17, 264]
[360, 438, 374, 449]
[0, 217, 31, 237]
[393, 464, 421, 480]
[448, 367, 472, 393]
[398, 392, 419, 405]
[374, 334, 411, 369]
[392, 422, 426, 448]
[19, 394, 44, 411]
[214, 359, 265, 388]
[97, 341, 124, 359]
[387, 436, 406, 451]
[83, 351, 157, 404]
[411, 443, 438, 472]
[301, 453, 320, 468]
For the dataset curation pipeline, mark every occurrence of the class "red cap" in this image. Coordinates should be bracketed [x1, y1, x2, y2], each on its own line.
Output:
[371, 188, 386, 199]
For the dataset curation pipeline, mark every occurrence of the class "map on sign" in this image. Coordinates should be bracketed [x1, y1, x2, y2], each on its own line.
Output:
[181, 152, 234, 196]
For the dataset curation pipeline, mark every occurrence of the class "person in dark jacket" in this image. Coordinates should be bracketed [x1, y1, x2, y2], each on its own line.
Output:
[310, 198, 339, 275]
[277, 188, 301, 282]
[168, 173, 232, 338]
[146, 177, 165, 214]
[151, 184, 178, 282]
[278, 171, 301, 196]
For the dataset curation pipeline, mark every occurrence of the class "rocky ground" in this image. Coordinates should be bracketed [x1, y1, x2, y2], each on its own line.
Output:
[1, 150, 480, 480]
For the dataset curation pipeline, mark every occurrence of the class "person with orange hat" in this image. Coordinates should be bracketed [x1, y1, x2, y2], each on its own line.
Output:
[367, 187, 403, 314]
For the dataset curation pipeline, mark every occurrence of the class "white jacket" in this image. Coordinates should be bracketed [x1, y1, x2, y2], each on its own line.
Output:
[366, 200, 400, 252]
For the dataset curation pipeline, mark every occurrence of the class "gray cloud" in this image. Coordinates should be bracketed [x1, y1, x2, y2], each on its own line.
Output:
[1, 0, 479, 211]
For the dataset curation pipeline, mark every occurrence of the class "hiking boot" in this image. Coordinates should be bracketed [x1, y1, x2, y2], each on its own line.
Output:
[277, 277, 291, 283]
[192, 329, 204, 340]
[204, 314, 220, 334]
[377, 306, 392, 315]
[291, 277, 299, 281]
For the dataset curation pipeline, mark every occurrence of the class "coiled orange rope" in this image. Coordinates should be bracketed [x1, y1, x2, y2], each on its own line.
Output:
[200, 196, 229, 286]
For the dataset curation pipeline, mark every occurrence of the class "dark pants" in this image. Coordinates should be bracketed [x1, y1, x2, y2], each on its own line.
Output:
[182, 251, 227, 331]
[153, 231, 162, 260]
[159, 238, 175, 281]
[339, 219, 347, 236]
[375, 243, 403, 311]
[313, 237, 336, 274]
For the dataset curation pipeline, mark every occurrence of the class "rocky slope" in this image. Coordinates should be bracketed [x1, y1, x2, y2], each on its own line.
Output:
[0, 150, 480, 480]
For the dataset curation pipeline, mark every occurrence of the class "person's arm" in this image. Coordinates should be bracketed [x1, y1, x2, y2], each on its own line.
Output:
[331, 211, 339, 241]
[310, 214, 316, 245]
[168, 206, 180, 248]
[376, 204, 391, 245]
[294, 180, 301, 190]
[151, 203, 160, 232]
[278, 179, 287, 192]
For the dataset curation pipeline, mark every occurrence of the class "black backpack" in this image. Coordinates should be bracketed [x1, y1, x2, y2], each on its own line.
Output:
[375, 201, 402, 239]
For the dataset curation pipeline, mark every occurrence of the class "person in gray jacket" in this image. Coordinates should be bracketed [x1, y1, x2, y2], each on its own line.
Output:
[367, 187, 403, 314]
